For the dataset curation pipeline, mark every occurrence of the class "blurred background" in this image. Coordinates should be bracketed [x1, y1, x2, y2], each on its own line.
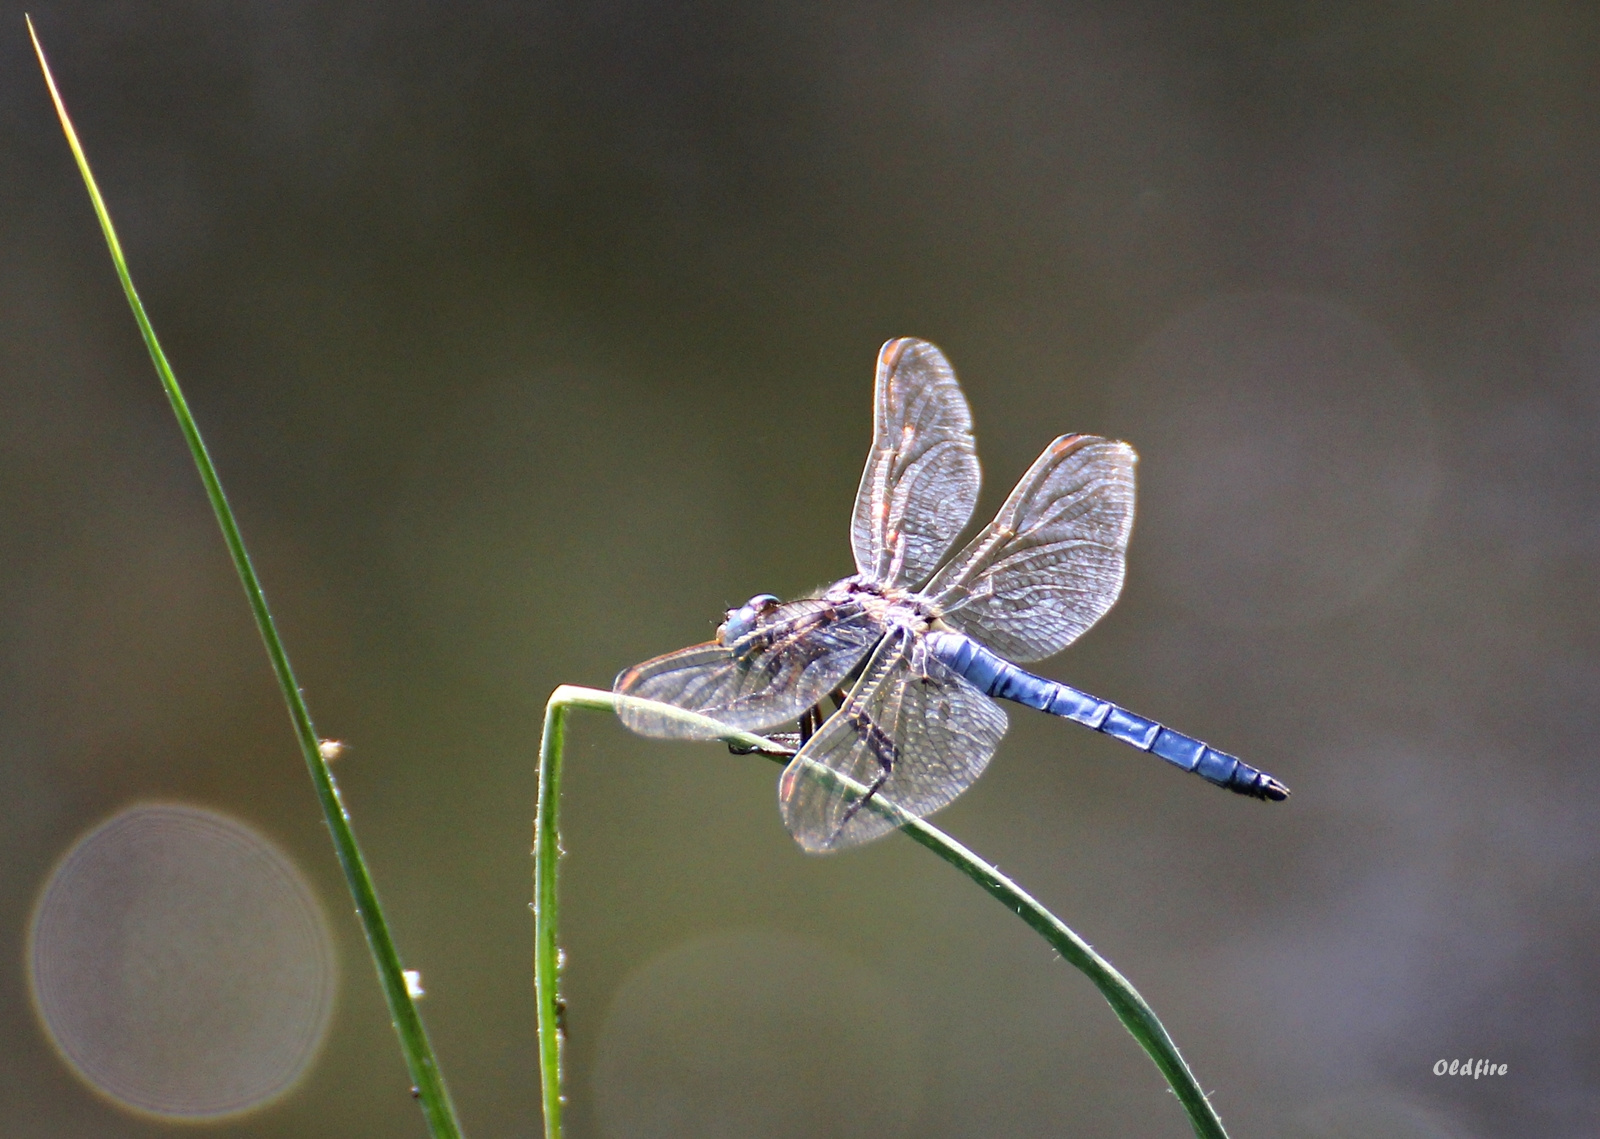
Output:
[2, 3, 1597, 1136]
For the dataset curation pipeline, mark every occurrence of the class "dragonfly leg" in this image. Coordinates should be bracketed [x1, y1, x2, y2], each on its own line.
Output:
[827, 707, 899, 842]
[798, 704, 823, 746]
[726, 733, 799, 757]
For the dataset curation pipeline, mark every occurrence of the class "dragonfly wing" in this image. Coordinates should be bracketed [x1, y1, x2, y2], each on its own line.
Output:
[778, 630, 1009, 852]
[924, 434, 1136, 663]
[851, 339, 981, 589]
[614, 600, 882, 738]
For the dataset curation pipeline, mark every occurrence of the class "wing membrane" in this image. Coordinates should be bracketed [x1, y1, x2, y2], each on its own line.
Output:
[778, 630, 1009, 852]
[851, 339, 981, 588]
[614, 599, 882, 738]
[925, 435, 1136, 662]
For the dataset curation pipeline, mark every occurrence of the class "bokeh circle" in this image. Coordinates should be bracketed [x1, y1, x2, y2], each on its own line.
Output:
[1111, 293, 1437, 627]
[28, 803, 337, 1119]
[594, 929, 921, 1139]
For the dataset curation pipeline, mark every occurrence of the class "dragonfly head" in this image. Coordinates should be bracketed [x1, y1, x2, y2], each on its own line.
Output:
[717, 594, 780, 646]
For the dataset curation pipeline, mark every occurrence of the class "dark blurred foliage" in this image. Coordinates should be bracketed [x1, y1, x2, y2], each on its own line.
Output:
[3, 3, 1598, 1136]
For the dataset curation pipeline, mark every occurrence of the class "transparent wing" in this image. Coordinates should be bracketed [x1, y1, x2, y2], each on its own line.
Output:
[923, 435, 1136, 663]
[614, 598, 883, 738]
[778, 630, 1009, 853]
[851, 338, 981, 589]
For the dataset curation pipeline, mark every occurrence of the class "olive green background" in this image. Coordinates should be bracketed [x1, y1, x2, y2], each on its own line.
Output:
[3, 3, 1598, 1136]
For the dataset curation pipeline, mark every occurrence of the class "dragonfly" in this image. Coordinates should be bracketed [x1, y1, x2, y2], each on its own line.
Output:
[615, 338, 1288, 853]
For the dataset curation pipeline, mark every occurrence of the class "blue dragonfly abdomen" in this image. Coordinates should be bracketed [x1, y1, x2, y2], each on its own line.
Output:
[924, 631, 1289, 801]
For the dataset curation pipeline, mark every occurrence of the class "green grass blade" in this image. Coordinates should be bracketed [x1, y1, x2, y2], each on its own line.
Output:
[534, 696, 569, 1139]
[28, 20, 465, 1138]
[538, 686, 1230, 1139]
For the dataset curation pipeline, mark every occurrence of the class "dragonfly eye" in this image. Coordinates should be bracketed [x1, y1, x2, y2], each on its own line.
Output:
[718, 594, 780, 646]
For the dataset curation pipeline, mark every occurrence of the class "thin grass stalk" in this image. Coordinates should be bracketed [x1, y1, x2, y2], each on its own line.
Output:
[28, 20, 464, 1138]
[537, 685, 1229, 1139]
[533, 697, 568, 1139]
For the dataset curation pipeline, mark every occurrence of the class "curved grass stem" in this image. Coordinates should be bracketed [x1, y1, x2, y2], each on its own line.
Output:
[29, 21, 464, 1138]
[537, 685, 1230, 1139]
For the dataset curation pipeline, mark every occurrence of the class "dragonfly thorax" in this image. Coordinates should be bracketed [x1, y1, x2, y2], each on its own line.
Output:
[827, 575, 941, 631]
